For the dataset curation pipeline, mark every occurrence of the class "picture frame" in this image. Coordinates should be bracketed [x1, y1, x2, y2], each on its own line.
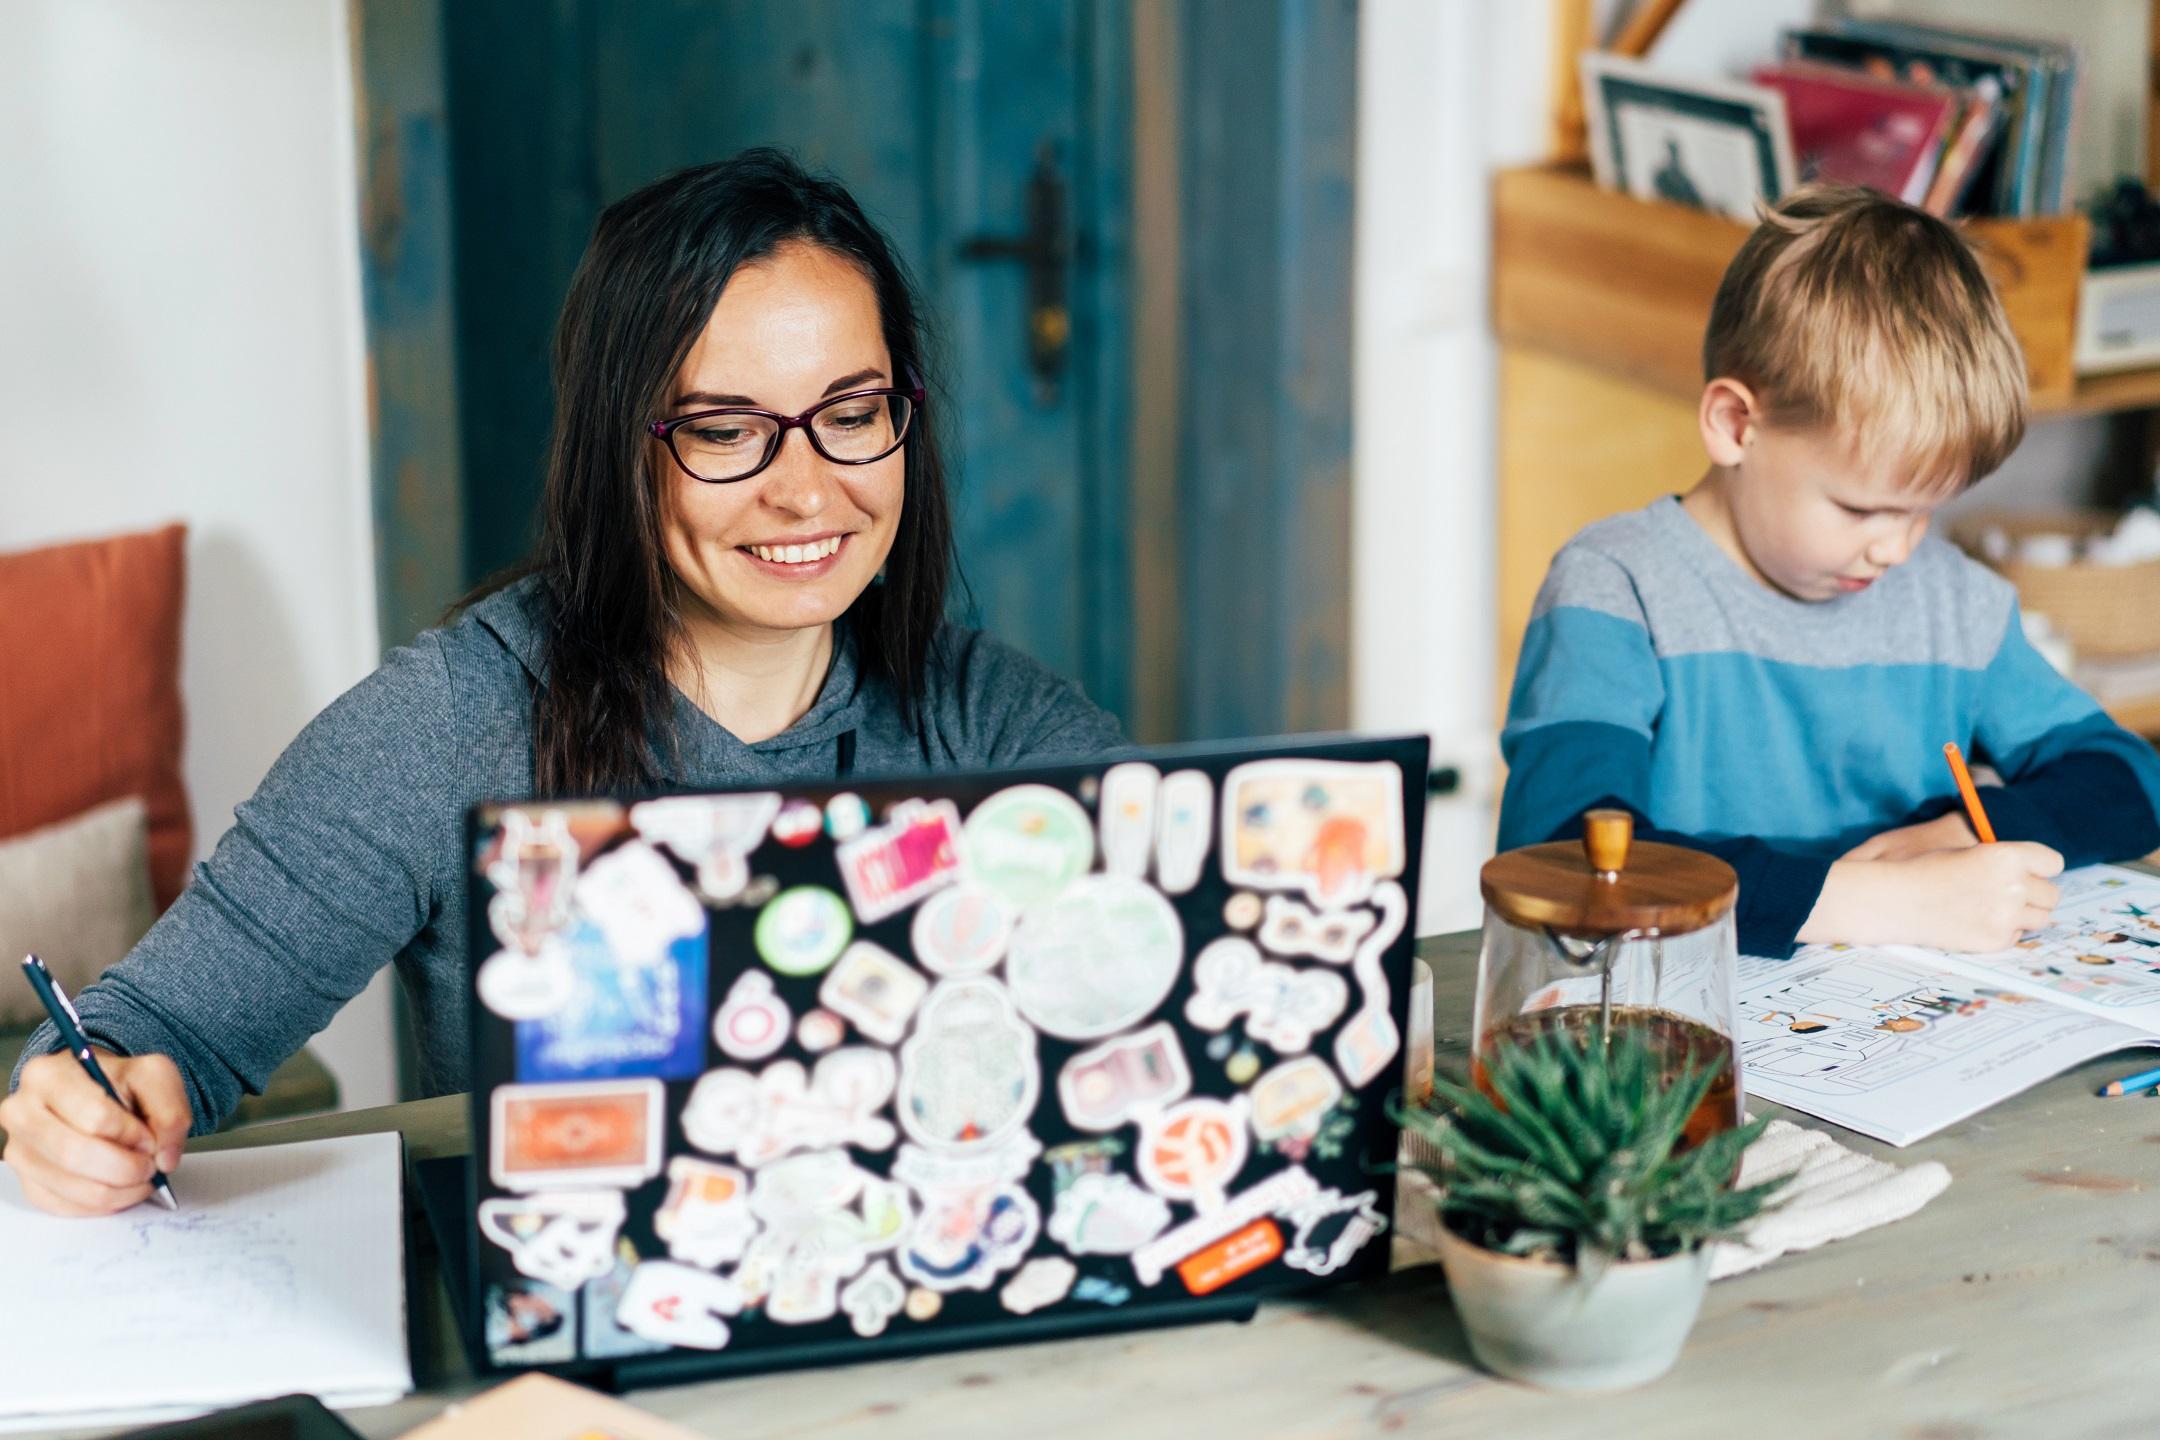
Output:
[1580, 52, 1797, 223]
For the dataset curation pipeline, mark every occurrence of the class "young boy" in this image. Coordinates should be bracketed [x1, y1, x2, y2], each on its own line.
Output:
[1499, 186, 2160, 958]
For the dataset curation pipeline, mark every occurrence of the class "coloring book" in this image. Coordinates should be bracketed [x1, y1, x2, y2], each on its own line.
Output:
[1738, 865, 2160, 1145]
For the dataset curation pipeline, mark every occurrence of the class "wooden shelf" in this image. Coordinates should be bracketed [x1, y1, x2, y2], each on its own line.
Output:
[2059, 367, 2160, 417]
[1492, 163, 2104, 414]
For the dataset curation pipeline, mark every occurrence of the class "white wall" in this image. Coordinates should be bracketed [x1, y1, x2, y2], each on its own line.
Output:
[1354, 0, 1555, 935]
[0, 0, 396, 1112]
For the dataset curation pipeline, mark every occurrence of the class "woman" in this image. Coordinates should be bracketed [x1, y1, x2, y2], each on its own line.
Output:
[2, 150, 1124, 1215]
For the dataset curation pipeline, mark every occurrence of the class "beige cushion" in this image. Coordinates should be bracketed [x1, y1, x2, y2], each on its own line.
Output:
[0, 796, 156, 1029]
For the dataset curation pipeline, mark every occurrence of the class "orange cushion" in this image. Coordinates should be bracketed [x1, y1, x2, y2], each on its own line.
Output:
[0, 524, 191, 909]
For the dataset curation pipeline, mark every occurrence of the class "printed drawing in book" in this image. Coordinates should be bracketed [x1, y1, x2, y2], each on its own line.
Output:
[1737, 952, 2048, 1095]
[1923, 868, 2160, 1010]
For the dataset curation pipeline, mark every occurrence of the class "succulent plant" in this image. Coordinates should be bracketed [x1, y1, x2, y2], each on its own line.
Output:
[1397, 1027, 1786, 1267]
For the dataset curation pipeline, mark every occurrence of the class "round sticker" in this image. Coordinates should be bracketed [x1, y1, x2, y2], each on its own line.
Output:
[825, 792, 872, 841]
[1223, 892, 1263, 931]
[961, 785, 1095, 911]
[755, 886, 854, 976]
[905, 1288, 942, 1322]
[1138, 1098, 1250, 1208]
[911, 886, 1015, 978]
[1004, 875, 1182, 1040]
[773, 800, 823, 848]
[1225, 1049, 1260, 1085]
[796, 1009, 845, 1053]
[476, 943, 575, 1021]
[714, 972, 791, 1061]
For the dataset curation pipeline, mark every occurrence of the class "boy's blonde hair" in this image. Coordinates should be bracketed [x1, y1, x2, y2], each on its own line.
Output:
[1702, 185, 2028, 492]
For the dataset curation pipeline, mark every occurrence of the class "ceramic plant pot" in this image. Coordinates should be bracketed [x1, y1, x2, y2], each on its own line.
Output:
[1433, 1221, 1712, 1391]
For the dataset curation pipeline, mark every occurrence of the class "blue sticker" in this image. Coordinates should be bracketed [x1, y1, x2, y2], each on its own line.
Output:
[516, 916, 708, 1081]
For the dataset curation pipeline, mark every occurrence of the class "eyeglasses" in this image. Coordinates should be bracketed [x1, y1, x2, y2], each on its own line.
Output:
[647, 378, 925, 484]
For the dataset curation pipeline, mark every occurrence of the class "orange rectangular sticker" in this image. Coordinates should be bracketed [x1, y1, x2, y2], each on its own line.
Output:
[1176, 1219, 1283, 1295]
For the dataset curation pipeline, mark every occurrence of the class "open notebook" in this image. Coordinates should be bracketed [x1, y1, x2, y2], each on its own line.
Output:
[0, 1132, 411, 1433]
[1738, 864, 2160, 1145]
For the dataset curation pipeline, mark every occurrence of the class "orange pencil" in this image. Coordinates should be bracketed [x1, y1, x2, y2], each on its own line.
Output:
[1943, 742, 1997, 844]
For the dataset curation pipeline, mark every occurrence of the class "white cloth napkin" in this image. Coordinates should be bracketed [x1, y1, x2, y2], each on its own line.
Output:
[1706, 1119, 1951, 1280]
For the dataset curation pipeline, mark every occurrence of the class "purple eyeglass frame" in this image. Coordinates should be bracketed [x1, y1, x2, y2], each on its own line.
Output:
[646, 372, 926, 484]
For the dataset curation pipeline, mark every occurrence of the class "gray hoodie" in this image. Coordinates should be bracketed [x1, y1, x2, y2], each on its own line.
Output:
[13, 579, 1125, 1131]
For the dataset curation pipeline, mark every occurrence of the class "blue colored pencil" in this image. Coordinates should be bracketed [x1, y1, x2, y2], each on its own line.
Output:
[2098, 1063, 2160, 1097]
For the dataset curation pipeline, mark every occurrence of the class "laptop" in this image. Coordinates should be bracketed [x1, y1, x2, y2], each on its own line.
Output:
[422, 732, 1429, 1386]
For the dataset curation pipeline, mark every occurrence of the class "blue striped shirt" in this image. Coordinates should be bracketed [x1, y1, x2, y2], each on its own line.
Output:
[1499, 496, 2160, 955]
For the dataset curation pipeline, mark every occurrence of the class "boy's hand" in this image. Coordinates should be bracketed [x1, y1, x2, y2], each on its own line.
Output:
[1802, 842, 2065, 953]
[1840, 812, 1979, 863]
[0, 1050, 191, 1216]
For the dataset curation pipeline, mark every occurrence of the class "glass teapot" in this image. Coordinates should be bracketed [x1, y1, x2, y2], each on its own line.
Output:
[1472, 810, 1743, 1149]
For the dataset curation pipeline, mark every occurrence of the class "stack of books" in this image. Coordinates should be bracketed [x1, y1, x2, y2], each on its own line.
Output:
[1582, 18, 2078, 224]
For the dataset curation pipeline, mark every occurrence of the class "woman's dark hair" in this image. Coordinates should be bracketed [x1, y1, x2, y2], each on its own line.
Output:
[519, 149, 953, 797]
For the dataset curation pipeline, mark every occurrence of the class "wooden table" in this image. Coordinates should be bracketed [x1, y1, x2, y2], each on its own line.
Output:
[31, 931, 2160, 1439]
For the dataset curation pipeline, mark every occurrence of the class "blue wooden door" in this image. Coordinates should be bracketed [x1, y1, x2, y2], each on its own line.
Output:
[444, 0, 1132, 721]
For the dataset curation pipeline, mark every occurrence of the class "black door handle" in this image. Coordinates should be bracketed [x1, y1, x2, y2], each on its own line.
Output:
[957, 140, 1070, 402]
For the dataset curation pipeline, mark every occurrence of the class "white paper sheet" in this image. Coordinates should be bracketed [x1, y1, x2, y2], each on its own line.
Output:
[0, 1131, 412, 1431]
[1738, 865, 2160, 1145]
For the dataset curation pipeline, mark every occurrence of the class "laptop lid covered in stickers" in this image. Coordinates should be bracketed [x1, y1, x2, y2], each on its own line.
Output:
[459, 733, 1429, 1381]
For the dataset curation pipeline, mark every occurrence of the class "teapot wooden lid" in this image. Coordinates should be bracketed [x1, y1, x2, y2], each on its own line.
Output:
[1479, 809, 1737, 939]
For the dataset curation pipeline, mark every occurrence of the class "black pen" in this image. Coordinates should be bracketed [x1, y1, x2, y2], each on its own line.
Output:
[19, 954, 178, 1210]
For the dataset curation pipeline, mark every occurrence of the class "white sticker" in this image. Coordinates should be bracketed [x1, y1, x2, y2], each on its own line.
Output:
[1154, 770, 1214, 896]
[820, 941, 930, 1045]
[476, 933, 576, 1022]
[744, 1151, 914, 1326]
[630, 792, 781, 862]
[898, 980, 1041, 1151]
[1333, 881, 1407, 1088]
[1046, 1172, 1172, 1256]
[1005, 875, 1183, 1040]
[682, 1050, 898, 1165]
[1135, 1097, 1251, 1212]
[1001, 1257, 1078, 1315]
[616, 1261, 744, 1350]
[574, 841, 706, 965]
[796, 1008, 845, 1053]
[1130, 1167, 1321, 1287]
[911, 885, 1015, 978]
[1220, 760, 1406, 909]
[962, 784, 1096, 911]
[1184, 937, 1349, 1054]
[841, 1258, 907, 1337]
[897, 1184, 1042, 1293]
[1248, 1056, 1345, 1144]
[825, 792, 872, 842]
[836, 798, 965, 922]
[713, 971, 792, 1061]
[1281, 1188, 1388, 1276]
[1057, 1023, 1193, 1131]
[477, 1189, 626, 1292]
[1257, 895, 1378, 965]
[894, 1133, 1043, 1193]
[653, 1157, 757, 1270]
[1099, 762, 1161, 880]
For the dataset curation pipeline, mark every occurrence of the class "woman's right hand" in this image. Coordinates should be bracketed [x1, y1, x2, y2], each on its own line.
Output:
[0, 1049, 192, 1216]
